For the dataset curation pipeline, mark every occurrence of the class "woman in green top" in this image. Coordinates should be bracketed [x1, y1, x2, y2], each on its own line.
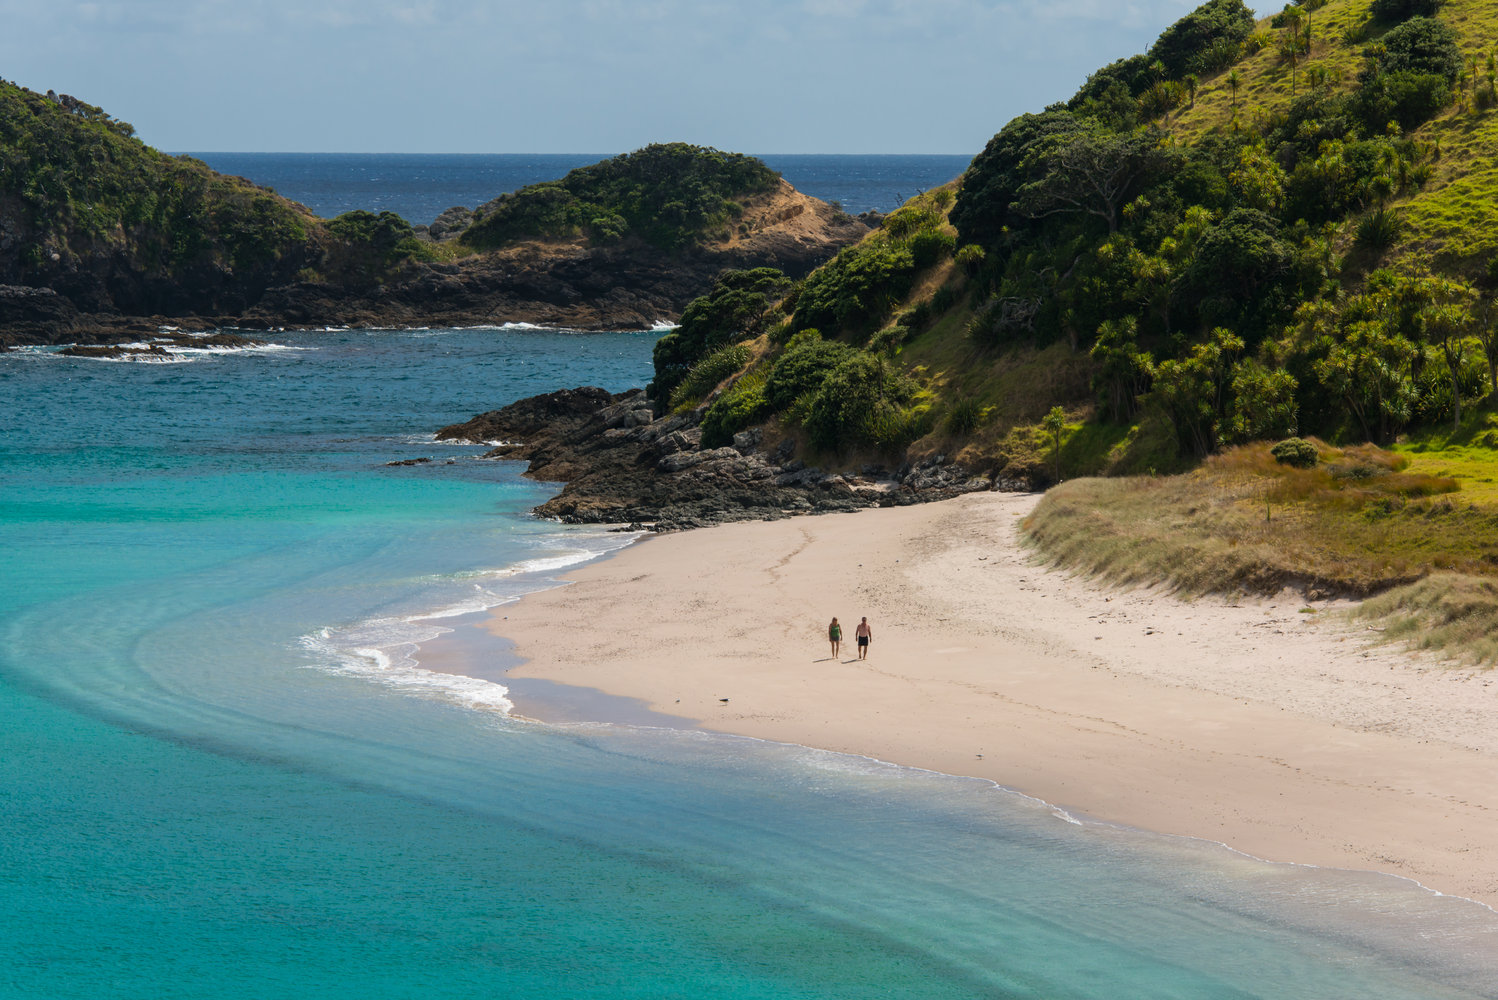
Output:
[828, 617, 843, 658]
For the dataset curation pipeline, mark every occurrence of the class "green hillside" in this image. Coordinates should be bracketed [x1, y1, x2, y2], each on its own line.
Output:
[0, 78, 796, 329]
[660, 0, 1498, 654]
[0, 79, 318, 312]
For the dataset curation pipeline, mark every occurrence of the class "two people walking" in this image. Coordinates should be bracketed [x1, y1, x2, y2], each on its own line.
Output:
[827, 616, 873, 660]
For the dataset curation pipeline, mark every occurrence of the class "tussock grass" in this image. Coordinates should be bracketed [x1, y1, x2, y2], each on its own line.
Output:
[1354, 573, 1498, 665]
[1021, 441, 1488, 598]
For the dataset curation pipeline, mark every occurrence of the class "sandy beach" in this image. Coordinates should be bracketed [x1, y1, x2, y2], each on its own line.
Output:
[477, 491, 1498, 907]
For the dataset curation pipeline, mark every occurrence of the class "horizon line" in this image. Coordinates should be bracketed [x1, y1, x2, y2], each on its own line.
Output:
[172, 150, 975, 158]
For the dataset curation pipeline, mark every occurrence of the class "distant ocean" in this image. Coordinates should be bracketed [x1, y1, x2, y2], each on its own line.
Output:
[5, 160, 1498, 998]
[186, 152, 975, 225]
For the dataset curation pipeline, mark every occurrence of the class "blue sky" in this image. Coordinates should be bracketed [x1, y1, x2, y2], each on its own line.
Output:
[0, 0, 1249, 154]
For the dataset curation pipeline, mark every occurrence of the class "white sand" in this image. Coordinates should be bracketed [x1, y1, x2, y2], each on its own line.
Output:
[484, 491, 1498, 906]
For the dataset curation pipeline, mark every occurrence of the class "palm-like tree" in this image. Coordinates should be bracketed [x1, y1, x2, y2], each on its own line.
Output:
[1281, 6, 1307, 95]
[1227, 69, 1242, 110]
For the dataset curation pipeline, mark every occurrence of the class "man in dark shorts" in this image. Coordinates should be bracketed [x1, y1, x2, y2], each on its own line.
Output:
[855, 617, 871, 659]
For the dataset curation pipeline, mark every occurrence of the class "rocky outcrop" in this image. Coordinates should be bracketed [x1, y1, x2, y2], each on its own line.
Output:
[54, 331, 266, 359]
[437, 386, 1011, 530]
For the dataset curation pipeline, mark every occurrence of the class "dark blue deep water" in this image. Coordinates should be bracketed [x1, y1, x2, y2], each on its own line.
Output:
[187, 152, 973, 224]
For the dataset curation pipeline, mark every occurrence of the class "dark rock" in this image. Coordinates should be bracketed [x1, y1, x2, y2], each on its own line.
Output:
[732, 427, 762, 454]
[59, 343, 170, 359]
[436, 385, 998, 531]
[428, 206, 474, 241]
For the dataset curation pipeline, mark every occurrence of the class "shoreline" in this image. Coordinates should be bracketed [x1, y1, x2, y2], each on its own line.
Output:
[452, 491, 1498, 907]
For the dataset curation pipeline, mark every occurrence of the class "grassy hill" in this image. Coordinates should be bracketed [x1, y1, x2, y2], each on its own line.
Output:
[656, 0, 1498, 659]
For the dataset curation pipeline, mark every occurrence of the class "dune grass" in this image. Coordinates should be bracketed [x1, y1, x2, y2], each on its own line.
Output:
[1023, 435, 1498, 663]
[1021, 440, 1491, 597]
[1353, 573, 1498, 665]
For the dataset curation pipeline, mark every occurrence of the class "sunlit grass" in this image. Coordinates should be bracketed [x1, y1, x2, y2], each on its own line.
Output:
[1021, 440, 1490, 597]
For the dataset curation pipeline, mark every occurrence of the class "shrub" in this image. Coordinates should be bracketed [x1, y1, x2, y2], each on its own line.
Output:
[930, 285, 959, 314]
[1366, 17, 1462, 83]
[669, 343, 750, 410]
[650, 267, 791, 401]
[907, 227, 956, 269]
[882, 205, 943, 238]
[944, 397, 989, 435]
[968, 295, 1042, 348]
[803, 352, 918, 452]
[700, 370, 772, 447]
[792, 240, 916, 334]
[1355, 207, 1404, 251]
[955, 243, 986, 275]
[765, 335, 856, 411]
[1271, 437, 1320, 468]
[868, 324, 908, 355]
[1354, 71, 1452, 131]
[1370, 0, 1442, 22]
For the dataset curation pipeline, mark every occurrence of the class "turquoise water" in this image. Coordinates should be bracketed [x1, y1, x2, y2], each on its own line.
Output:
[3, 329, 1497, 999]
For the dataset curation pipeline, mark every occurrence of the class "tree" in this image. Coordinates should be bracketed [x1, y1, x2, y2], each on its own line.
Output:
[1229, 144, 1286, 212]
[1227, 68, 1242, 110]
[1149, 0, 1256, 77]
[1474, 300, 1498, 396]
[1090, 317, 1153, 422]
[951, 110, 1086, 247]
[1279, 5, 1307, 95]
[1224, 359, 1299, 442]
[1312, 321, 1419, 442]
[1150, 328, 1244, 456]
[1014, 124, 1174, 234]
[1181, 208, 1297, 336]
[1042, 406, 1067, 481]
[1418, 301, 1474, 427]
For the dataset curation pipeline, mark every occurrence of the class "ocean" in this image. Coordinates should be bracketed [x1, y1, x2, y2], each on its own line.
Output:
[185, 152, 975, 224]
[3, 157, 1498, 998]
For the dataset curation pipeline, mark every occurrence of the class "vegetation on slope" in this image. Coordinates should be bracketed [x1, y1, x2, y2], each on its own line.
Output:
[652, 189, 959, 455]
[460, 143, 780, 252]
[651, 0, 1498, 658]
[0, 84, 794, 329]
[0, 79, 318, 310]
[0, 77, 467, 315]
